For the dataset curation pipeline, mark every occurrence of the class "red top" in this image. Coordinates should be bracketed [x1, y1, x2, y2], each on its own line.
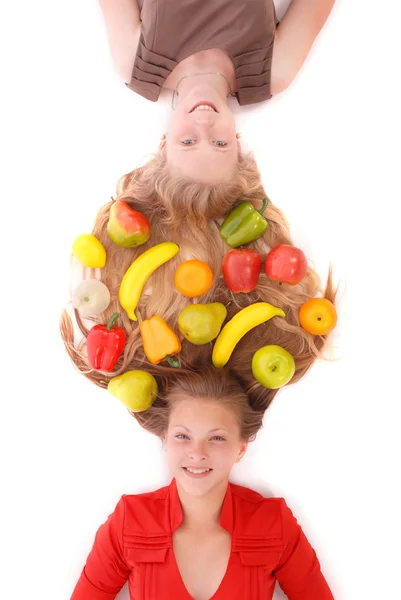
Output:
[70, 478, 334, 599]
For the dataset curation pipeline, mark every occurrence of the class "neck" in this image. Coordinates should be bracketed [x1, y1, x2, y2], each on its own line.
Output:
[176, 477, 229, 533]
[164, 49, 237, 94]
[175, 73, 231, 109]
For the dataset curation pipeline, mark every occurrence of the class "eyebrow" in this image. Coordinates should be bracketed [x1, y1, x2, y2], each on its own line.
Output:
[172, 426, 229, 433]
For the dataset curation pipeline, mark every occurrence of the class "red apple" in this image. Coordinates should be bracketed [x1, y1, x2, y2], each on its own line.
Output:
[264, 244, 308, 285]
[222, 249, 262, 293]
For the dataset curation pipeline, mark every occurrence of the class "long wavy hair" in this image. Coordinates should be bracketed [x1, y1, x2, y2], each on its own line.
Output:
[60, 149, 339, 443]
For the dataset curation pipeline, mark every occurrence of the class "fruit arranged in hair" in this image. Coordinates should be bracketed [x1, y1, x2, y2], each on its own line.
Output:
[175, 259, 213, 297]
[264, 244, 307, 285]
[222, 248, 261, 293]
[119, 242, 180, 321]
[72, 234, 106, 268]
[178, 303, 227, 344]
[212, 302, 286, 368]
[108, 370, 158, 412]
[299, 298, 337, 335]
[107, 200, 151, 248]
[252, 345, 295, 389]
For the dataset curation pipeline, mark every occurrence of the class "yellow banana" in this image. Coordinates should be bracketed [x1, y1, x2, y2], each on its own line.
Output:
[119, 242, 179, 321]
[212, 302, 286, 368]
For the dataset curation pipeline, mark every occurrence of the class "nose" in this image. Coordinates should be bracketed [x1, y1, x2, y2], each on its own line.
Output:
[189, 440, 209, 459]
[192, 113, 217, 125]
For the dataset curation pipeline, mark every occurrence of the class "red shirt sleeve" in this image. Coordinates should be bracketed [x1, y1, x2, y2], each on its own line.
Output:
[274, 498, 335, 599]
[70, 495, 129, 600]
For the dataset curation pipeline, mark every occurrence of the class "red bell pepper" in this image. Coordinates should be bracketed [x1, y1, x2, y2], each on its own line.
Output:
[222, 249, 262, 293]
[87, 313, 126, 371]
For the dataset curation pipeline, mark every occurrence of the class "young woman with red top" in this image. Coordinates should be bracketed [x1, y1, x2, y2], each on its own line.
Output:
[69, 365, 335, 599]
[96, 0, 337, 185]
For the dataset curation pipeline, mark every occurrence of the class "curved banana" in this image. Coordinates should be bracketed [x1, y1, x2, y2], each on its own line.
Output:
[212, 302, 286, 368]
[119, 242, 179, 321]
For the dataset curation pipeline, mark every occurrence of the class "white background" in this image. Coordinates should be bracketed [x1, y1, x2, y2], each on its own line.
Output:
[1, 0, 400, 598]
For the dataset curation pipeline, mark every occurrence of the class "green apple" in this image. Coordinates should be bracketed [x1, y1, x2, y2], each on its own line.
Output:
[252, 345, 295, 389]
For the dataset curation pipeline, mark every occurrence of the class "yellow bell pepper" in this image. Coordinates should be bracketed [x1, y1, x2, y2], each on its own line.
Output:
[140, 316, 182, 367]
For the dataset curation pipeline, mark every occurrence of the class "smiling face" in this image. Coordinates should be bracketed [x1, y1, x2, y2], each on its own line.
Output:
[165, 94, 240, 184]
[164, 397, 248, 496]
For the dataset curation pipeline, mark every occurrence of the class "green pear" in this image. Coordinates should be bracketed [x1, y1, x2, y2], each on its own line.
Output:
[108, 370, 158, 412]
[178, 303, 227, 345]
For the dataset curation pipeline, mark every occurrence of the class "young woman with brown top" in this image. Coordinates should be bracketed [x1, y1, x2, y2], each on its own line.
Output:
[97, 0, 337, 184]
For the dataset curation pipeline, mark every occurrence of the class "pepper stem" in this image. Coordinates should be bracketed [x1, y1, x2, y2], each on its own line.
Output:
[166, 355, 181, 368]
[107, 313, 120, 330]
[257, 197, 269, 215]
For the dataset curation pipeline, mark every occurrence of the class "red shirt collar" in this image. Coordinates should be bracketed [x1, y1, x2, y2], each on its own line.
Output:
[168, 477, 234, 534]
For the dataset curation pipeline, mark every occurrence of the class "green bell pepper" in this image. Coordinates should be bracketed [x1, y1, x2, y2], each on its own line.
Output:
[219, 197, 269, 248]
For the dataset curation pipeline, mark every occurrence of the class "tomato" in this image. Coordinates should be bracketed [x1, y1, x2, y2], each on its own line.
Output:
[299, 298, 337, 335]
[175, 260, 213, 297]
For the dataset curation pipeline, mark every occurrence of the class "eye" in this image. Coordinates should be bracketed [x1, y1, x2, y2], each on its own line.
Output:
[181, 140, 228, 147]
[175, 434, 225, 441]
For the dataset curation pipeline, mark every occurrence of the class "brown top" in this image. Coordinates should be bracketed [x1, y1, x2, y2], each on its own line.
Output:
[125, 0, 279, 106]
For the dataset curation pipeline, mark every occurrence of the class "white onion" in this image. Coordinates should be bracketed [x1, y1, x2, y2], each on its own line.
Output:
[71, 279, 111, 317]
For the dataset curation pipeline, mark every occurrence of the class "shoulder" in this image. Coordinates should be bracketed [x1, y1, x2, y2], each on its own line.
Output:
[231, 480, 284, 508]
[270, 29, 292, 95]
[123, 482, 169, 506]
[119, 483, 170, 531]
[230, 482, 286, 532]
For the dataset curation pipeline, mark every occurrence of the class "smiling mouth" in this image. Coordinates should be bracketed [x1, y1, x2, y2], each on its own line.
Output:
[189, 101, 218, 113]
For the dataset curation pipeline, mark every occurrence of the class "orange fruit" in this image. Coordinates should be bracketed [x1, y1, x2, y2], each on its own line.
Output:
[299, 298, 337, 335]
[175, 260, 214, 298]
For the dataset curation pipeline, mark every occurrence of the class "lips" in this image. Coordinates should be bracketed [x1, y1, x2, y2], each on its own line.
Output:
[189, 101, 218, 113]
[183, 466, 212, 470]
[182, 467, 213, 478]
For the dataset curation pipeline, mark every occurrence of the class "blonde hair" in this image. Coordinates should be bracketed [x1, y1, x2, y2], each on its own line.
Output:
[60, 149, 339, 443]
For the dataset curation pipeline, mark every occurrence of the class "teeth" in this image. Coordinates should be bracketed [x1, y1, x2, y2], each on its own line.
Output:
[193, 105, 215, 112]
[185, 467, 211, 474]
